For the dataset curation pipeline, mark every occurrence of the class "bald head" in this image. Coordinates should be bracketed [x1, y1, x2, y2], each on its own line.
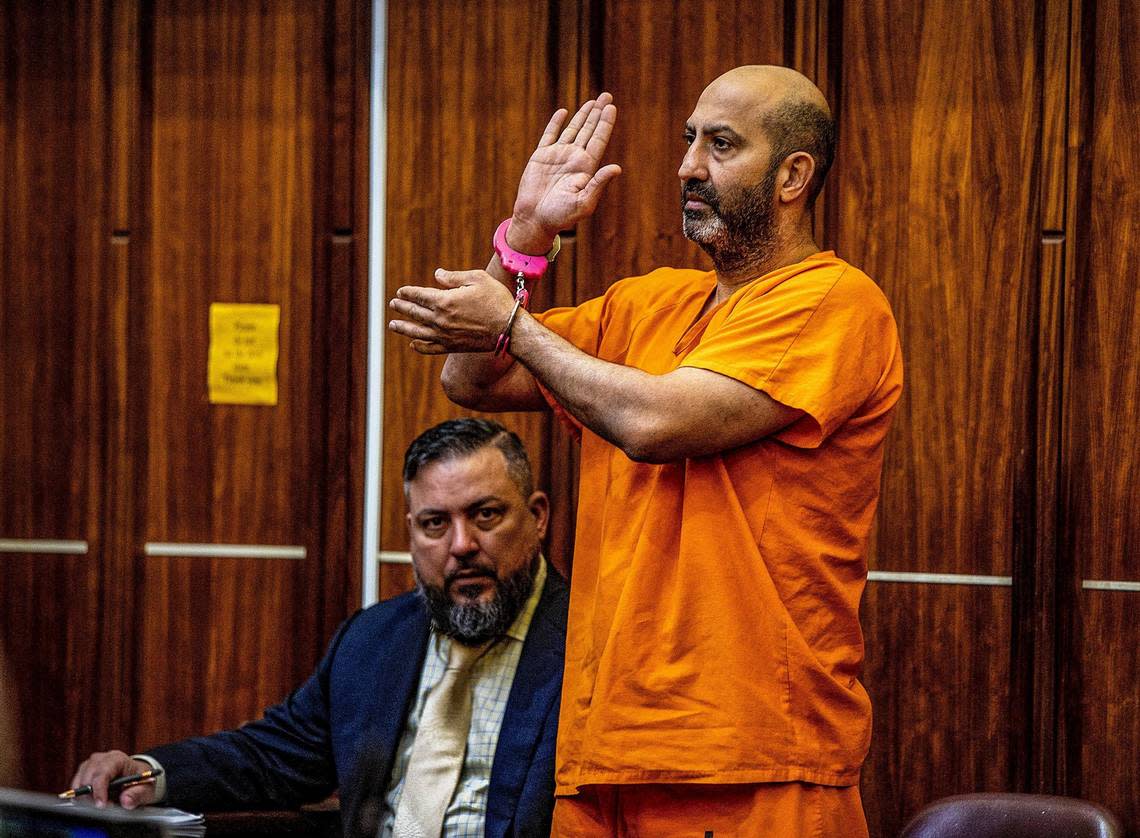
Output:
[707, 65, 830, 111]
[700, 65, 836, 207]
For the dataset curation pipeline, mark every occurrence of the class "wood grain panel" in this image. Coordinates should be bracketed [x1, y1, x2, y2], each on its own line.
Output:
[133, 0, 347, 740]
[834, 1, 1044, 830]
[0, 1, 111, 791]
[0, 2, 101, 544]
[0, 554, 101, 790]
[379, 562, 415, 602]
[381, 0, 559, 593]
[1040, 0, 1074, 232]
[1060, 0, 1140, 829]
[98, 0, 145, 772]
[134, 554, 322, 747]
[1016, 0, 1073, 792]
[329, 0, 358, 234]
[144, 0, 319, 546]
[1061, 0, 1140, 584]
[311, 0, 364, 639]
[1053, 0, 1088, 800]
[1073, 593, 1140, 830]
[322, 234, 356, 631]
[837, 0, 1042, 579]
[98, 242, 140, 759]
[580, 0, 788, 293]
[345, 0, 372, 613]
[861, 583, 1013, 836]
[110, 0, 140, 232]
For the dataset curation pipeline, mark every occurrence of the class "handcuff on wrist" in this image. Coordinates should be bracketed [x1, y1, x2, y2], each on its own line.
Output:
[492, 218, 560, 356]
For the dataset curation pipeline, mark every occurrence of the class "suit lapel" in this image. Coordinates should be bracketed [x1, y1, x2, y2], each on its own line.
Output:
[484, 569, 567, 838]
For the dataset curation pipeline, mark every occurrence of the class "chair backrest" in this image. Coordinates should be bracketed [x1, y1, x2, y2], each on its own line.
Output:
[898, 793, 1123, 838]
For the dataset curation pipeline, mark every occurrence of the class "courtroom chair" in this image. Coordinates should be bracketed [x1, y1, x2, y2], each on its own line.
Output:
[898, 793, 1123, 838]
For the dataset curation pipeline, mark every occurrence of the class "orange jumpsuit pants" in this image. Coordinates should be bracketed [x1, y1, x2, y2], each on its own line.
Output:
[551, 782, 869, 838]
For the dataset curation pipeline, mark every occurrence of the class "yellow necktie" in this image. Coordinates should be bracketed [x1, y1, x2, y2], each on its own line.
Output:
[392, 639, 487, 837]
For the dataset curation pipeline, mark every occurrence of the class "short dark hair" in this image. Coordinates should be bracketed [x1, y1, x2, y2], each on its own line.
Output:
[761, 98, 837, 208]
[403, 418, 534, 498]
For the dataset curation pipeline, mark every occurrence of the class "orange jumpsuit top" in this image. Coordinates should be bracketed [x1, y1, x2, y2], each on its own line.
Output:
[534, 252, 903, 794]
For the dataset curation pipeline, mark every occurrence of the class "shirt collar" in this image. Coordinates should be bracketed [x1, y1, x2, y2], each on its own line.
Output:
[504, 557, 547, 643]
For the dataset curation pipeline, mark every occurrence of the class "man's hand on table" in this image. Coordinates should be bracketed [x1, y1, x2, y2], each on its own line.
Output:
[69, 750, 157, 810]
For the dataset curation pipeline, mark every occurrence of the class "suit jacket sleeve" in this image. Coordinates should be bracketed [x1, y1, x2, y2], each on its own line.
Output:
[145, 610, 365, 813]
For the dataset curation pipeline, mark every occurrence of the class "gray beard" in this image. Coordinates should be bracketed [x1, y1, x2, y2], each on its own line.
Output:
[681, 165, 779, 277]
[414, 552, 539, 646]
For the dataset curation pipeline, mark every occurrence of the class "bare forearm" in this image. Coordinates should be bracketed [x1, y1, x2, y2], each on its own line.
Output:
[507, 312, 683, 461]
[505, 309, 804, 461]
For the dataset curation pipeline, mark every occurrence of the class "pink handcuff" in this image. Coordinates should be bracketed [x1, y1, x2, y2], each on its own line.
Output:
[492, 218, 560, 356]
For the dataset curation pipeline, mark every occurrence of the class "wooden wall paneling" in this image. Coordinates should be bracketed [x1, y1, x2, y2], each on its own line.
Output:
[381, 0, 558, 596]
[860, 584, 1013, 832]
[330, 0, 356, 235]
[553, 0, 594, 109]
[1014, 0, 1074, 795]
[311, 0, 364, 646]
[789, 0, 826, 85]
[96, 0, 144, 765]
[0, 1, 110, 790]
[346, 0, 371, 611]
[325, 226, 354, 624]
[788, 0, 838, 246]
[110, 1, 140, 235]
[838, 0, 1043, 578]
[580, 0, 787, 292]
[133, 0, 340, 747]
[834, 1, 1044, 832]
[1060, 0, 1140, 830]
[0, 1, 101, 560]
[0, 554, 101, 791]
[1055, 0, 1087, 800]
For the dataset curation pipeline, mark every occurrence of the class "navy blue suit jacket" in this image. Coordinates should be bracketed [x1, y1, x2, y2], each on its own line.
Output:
[148, 565, 569, 838]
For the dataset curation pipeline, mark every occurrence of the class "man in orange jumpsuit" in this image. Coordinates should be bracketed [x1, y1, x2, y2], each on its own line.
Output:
[389, 65, 903, 836]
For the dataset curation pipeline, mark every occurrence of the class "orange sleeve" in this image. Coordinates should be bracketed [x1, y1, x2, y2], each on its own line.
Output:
[680, 268, 900, 447]
[534, 294, 608, 356]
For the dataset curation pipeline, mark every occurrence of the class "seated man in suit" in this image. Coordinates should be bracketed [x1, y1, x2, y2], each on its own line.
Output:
[71, 418, 569, 838]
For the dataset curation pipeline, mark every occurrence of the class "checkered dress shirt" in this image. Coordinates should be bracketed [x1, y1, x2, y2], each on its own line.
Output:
[378, 560, 548, 837]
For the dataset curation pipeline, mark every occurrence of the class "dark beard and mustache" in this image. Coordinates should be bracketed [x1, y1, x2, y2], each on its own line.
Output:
[414, 552, 540, 647]
[681, 161, 780, 276]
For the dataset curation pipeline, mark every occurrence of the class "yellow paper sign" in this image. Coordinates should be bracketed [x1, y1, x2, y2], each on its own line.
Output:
[208, 303, 280, 405]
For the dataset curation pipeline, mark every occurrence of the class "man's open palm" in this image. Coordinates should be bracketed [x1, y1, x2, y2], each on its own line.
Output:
[512, 93, 622, 237]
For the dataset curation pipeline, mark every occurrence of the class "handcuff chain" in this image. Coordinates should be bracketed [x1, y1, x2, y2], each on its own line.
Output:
[494, 271, 530, 356]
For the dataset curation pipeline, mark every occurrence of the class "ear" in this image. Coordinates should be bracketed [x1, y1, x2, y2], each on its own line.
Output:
[777, 151, 816, 204]
[405, 511, 414, 535]
[527, 491, 551, 540]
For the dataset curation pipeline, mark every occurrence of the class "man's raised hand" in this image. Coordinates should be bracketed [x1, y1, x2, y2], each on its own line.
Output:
[507, 93, 622, 252]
